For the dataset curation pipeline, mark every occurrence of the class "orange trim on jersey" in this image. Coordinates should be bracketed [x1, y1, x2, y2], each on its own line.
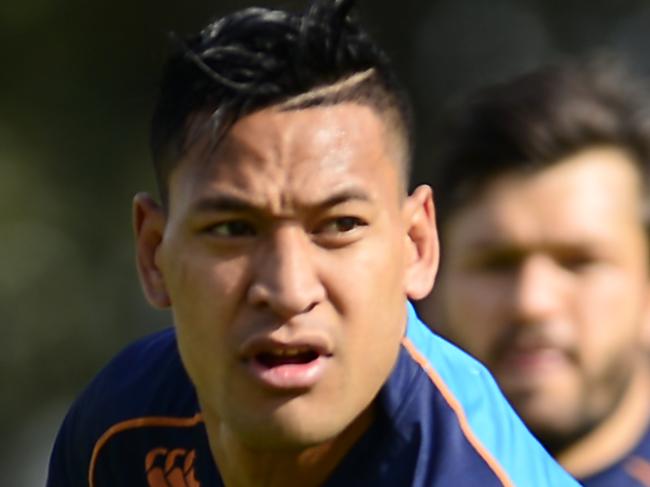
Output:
[402, 337, 515, 487]
[626, 456, 650, 486]
[88, 412, 204, 487]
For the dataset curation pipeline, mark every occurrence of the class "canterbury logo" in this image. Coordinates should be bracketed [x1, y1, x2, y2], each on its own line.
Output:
[145, 448, 201, 487]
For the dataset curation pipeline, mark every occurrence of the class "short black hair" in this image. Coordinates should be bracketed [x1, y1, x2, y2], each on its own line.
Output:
[150, 0, 413, 204]
[430, 54, 650, 227]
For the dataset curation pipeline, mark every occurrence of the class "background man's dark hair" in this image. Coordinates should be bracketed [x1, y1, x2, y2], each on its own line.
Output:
[430, 54, 650, 228]
[150, 0, 413, 204]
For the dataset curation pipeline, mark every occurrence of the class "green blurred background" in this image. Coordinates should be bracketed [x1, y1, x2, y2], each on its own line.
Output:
[3, 0, 650, 483]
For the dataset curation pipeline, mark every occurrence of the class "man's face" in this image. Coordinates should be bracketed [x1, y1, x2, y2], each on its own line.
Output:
[431, 147, 650, 444]
[142, 103, 435, 449]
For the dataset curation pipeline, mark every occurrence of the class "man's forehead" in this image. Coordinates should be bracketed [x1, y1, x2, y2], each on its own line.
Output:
[178, 100, 405, 176]
[168, 103, 402, 212]
[446, 160, 645, 250]
[182, 103, 390, 163]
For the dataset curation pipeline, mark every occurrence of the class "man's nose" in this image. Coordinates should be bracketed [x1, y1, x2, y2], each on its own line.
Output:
[513, 254, 566, 324]
[247, 225, 326, 319]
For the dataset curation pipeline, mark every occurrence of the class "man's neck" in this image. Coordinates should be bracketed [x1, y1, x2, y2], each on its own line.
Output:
[203, 406, 375, 487]
[556, 360, 650, 478]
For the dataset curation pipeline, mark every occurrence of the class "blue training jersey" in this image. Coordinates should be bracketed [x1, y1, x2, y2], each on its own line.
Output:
[580, 418, 650, 486]
[47, 304, 579, 486]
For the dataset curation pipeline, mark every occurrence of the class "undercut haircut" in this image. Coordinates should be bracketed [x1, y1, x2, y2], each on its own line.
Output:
[150, 0, 413, 204]
[431, 55, 650, 228]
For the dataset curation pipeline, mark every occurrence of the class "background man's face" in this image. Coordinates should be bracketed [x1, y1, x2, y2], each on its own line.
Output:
[156, 103, 414, 448]
[431, 147, 650, 443]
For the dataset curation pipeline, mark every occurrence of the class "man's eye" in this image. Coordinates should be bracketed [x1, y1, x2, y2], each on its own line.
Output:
[206, 220, 256, 237]
[557, 253, 595, 271]
[318, 216, 367, 234]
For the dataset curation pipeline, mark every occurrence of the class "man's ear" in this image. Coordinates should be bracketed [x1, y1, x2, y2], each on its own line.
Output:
[133, 192, 171, 308]
[403, 184, 439, 300]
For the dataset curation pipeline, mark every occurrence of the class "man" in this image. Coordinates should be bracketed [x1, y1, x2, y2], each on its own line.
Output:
[46, 1, 578, 486]
[418, 58, 650, 486]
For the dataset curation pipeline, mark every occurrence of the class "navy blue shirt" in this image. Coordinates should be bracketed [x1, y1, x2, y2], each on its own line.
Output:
[580, 423, 650, 486]
[47, 305, 579, 486]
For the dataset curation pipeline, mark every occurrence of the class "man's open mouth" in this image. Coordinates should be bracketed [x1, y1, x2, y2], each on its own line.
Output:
[243, 343, 331, 389]
[255, 347, 321, 368]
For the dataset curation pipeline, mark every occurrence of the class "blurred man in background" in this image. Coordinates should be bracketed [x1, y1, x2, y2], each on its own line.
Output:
[419, 57, 650, 486]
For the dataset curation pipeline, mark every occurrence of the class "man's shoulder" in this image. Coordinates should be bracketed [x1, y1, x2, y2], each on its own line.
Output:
[46, 329, 208, 487]
[78, 328, 196, 418]
[63, 328, 201, 443]
[400, 306, 522, 420]
[391, 305, 580, 487]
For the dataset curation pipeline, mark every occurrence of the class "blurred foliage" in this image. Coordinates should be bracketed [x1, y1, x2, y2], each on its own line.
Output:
[3, 0, 650, 482]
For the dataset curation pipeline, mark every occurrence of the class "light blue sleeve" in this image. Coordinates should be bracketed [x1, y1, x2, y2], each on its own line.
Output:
[405, 302, 581, 486]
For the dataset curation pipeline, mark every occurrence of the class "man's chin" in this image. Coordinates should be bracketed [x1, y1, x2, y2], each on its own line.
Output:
[527, 419, 598, 456]
[496, 363, 578, 411]
[506, 396, 593, 453]
[234, 414, 346, 452]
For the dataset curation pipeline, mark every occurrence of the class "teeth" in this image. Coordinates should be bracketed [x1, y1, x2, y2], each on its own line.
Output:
[269, 347, 309, 357]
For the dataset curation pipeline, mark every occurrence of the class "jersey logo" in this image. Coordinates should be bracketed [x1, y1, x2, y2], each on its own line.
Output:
[146, 447, 201, 487]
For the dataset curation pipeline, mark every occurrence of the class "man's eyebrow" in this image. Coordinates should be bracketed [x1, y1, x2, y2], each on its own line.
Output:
[315, 188, 373, 209]
[191, 195, 256, 213]
[190, 188, 372, 214]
